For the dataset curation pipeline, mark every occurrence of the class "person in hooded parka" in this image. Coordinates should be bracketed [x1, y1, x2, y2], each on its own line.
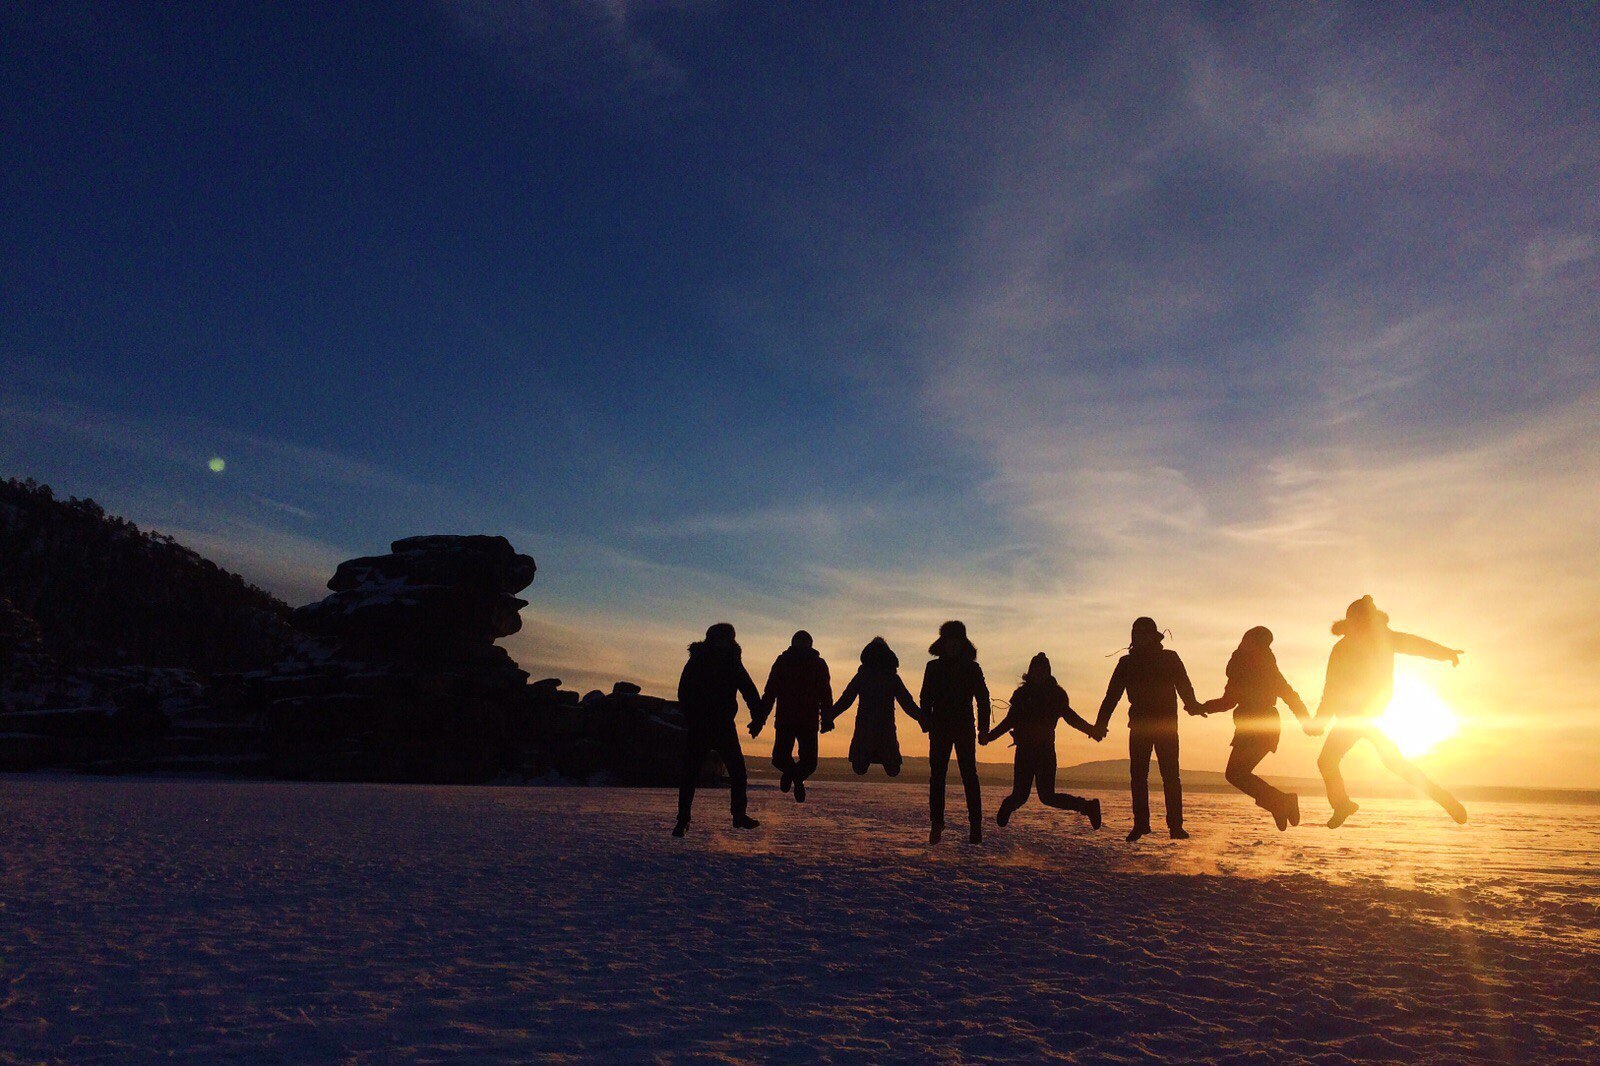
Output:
[828, 636, 923, 778]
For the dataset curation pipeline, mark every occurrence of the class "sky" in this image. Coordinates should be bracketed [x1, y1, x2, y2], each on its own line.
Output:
[3, 2, 1598, 788]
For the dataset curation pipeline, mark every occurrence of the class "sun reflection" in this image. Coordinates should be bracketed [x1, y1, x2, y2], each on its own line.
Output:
[1376, 670, 1459, 758]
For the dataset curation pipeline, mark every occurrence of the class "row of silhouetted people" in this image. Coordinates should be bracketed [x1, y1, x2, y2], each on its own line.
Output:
[672, 596, 1468, 843]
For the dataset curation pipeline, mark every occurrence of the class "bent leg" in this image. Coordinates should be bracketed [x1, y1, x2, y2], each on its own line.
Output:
[771, 724, 797, 775]
[1035, 748, 1091, 813]
[1367, 729, 1465, 820]
[795, 728, 819, 783]
[1154, 728, 1183, 832]
[1225, 739, 1287, 812]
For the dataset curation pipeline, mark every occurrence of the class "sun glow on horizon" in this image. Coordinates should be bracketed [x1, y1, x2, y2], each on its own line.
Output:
[1376, 671, 1460, 758]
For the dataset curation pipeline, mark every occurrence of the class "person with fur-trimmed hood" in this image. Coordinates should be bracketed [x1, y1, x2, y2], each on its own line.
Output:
[750, 630, 833, 803]
[983, 652, 1102, 831]
[1202, 626, 1311, 831]
[673, 622, 764, 837]
[1309, 596, 1467, 828]
[920, 620, 991, 844]
[1094, 617, 1205, 842]
[828, 636, 923, 778]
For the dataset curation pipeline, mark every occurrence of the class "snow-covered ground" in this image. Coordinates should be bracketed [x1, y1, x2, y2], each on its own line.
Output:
[2, 776, 1596, 1062]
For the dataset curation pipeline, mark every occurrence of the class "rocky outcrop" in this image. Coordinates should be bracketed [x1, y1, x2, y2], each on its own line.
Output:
[512, 680, 719, 786]
[259, 535, 536, 783]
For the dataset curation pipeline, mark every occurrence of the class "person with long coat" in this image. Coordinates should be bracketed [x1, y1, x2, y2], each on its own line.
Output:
[1094, 617, 1205, 842]
[920, 620, 991, 844]
[983, 652, 1102, 830]
[828, 637, 922, 777]
[1310, 596, 1468, 828]
[1202, 626, 1311, 831]
[751, 630, 833, 803]
[673, 622, 763, 837]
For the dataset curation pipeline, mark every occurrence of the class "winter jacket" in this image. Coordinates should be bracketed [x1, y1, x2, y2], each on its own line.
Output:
[920, 656, 991, 735]
[834, 666, 919, 764]
[1210, 649, 1307, 739]
[677, 641, 762, 730]
[1095, 646, 1199, 731]
[1318, 629, 1454, 719]
[758, 646, 833, 731]
[992, 680, 1092, 749]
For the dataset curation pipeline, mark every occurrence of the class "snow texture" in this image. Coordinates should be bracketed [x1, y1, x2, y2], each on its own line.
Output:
[1, 777, 1596, 1062]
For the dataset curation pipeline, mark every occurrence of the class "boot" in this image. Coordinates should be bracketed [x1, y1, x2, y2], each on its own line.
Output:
[793, 779, 806, 803]
[1169, 827, 1190, 840]
[671, 820, 688, 838]
[732, 815, 760, 830]
[1286, 792, 1301, 827]
[1433, 788, 1467, 824]
[996, 796, 1019, 827]
[1126, 824, 1150, 843]
[1327, 800, 1359, 829]
[1086, 798, 1102, 831]
[779, 769, 792, 794]
[929, 824, 943, 845]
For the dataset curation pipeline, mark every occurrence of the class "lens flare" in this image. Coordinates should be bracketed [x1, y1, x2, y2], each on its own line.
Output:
[208, 457, 226, 473]
[1375, 671, 1459, 758]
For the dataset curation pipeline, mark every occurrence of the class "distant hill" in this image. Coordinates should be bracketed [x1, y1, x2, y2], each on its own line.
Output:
[0, 477, 293, 673]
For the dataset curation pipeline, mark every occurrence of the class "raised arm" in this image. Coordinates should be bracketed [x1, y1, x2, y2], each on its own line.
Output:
[818, 661, 834, 718]
[1392, 631, 1461, 665]
[1095, 659, 1128, 733]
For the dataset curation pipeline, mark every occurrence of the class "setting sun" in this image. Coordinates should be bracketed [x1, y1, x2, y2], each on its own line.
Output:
[1376, 671, 1461, 758]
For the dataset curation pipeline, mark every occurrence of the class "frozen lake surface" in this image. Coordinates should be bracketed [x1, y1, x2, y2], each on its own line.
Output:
[2, 776, 1597, 1062]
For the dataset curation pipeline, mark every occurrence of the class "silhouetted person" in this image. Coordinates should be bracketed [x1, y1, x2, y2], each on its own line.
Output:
[750, 630, 832, 802]
[673, 622, 763, 837]
[828, 637, 922, 777]
[1309, 596, 1467, 828]
[983, 652, 1102, 831]
[920, 620, 990, 844]
[1095, 617, 1204, 842]
[1202, 626, 1311, 831]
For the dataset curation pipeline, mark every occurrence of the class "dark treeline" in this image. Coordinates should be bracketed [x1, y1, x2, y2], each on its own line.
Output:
[0, 478, 292, 673]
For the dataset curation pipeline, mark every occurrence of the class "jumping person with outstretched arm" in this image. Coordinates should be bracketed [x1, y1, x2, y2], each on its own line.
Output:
[920, 620, 990, 845]
[983, 652, 1102, 831]
[827, 637, 922, 778]
[673, 623, 764, 837]
[1203, 626, 1312, 831]
[1310, 596, 1467, 828]
[1095, 617, 1206, 842]
[750, 630, 832, 803]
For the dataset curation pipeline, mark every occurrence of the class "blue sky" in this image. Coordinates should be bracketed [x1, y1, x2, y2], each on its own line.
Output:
[3, 3, 1598, 785]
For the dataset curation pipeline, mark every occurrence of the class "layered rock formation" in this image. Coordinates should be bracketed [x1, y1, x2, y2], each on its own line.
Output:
[261, 535, 537, 783]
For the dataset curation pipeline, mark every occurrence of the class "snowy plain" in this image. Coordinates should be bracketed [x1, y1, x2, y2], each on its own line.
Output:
[1, 775, 1596, 1063]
